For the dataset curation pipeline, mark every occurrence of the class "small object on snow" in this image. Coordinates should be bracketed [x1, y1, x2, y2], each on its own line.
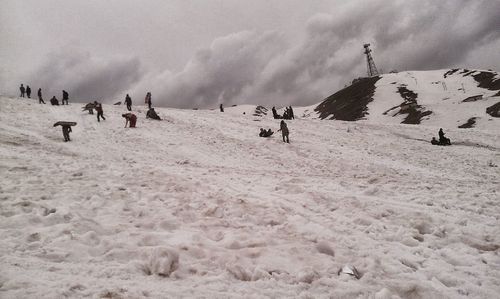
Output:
[114, 101, 121, 105]
[338, 265, 361, 279]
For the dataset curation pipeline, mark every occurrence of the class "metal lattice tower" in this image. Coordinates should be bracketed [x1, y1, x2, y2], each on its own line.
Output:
[363, 44, 379, 77]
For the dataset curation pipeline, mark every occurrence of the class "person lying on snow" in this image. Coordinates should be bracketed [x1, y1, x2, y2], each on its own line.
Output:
[146, 108, 161, 120]
[122, 113, 137, 128]
[259, 128, 274, 137]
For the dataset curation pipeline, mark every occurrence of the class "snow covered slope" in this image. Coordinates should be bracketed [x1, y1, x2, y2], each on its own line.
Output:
[313, 69, 500, 130]
[1, 96, 499, 298]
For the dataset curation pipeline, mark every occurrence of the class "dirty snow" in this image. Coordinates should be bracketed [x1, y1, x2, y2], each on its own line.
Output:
[0, 96, 499, 298]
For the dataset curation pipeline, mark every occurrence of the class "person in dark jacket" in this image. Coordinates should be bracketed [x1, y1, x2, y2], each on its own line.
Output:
[145, 92, 152, 109]
[26, 85, 31, 98]
[272, 106, 279, 119]
[94, 101, 105, 122]
[62, 125, 72, 142]
[438, 128, 451, 145]
[259, 128, 266, 137]
[146, 108, 161, 120]
[62, 90, 69, 105]
[125, 94, 132, 111]
[289, 106, 294, 119]
[259, 128, 274, 137]
[50, 96, 59, 105]
[20, 84, 25, 97]
[122, 113, 137, 128]
[37, 88, 45, 104]
[220, 103, 224, 112]
[277, 120, 289, 143]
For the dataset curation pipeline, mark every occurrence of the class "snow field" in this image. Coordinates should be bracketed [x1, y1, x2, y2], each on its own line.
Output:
[0, 96, 499, 298]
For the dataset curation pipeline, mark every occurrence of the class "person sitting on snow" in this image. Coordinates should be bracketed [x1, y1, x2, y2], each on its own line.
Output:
[50, 96, 59, 105]
[259, 128, 274, 137]
[438, 128, 451, 145]
[146, 108, 161, 120]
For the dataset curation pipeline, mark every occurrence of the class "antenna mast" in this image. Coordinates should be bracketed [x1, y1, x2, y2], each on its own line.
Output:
[364, 44, 379, 77]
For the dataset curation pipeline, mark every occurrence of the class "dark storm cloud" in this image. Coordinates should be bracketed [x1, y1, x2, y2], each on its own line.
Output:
[27, 49, 144, 102]
[3, 0, 499, 108]
[145, 0, 500, 108]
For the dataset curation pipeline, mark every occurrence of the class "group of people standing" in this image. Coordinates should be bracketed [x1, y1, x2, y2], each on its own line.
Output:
[20, 84, 69, 106]
[272, 106, 294, 120]
[120, 92, 160, 128]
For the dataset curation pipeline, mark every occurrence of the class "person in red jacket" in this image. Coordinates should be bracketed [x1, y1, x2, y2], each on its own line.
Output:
[122, 113, 137, 128]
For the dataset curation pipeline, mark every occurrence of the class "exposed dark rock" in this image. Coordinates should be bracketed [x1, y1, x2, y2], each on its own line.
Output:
[394, 86, 432, 124]
[473, 71, 500, 91]
[462, 95, 483, 102]
[458, 117, 477, 128]
[486, 102, 500, 117]
[253, 105, 268, 117]
[444, 69, 459, 78]
[314, 76, 380, 120]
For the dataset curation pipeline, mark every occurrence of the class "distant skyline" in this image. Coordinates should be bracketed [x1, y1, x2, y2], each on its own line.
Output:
[1, 0, 499, 108]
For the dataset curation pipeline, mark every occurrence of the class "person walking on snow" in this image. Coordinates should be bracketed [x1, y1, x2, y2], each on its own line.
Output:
[20, 84, 25, 97]
[94, 101, 106, 122]
[125, 94, 132, 111]
[37, 88, 45, 104]
[277, 120, 290, 143]
[62, 125, 72, 142]
[26, 85, 31, 98]
[62, 90, 69, 105]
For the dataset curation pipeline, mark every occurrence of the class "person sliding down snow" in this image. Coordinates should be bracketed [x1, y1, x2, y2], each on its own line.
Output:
[146, 108, 161, 120]
[259, 128, 274, 137]
[272, 106, 279, 119]
[94, 101, 105, 122]
[122, 113, 137, 128]
[259, 128, 265, 137]
[277, 120, 289, 143]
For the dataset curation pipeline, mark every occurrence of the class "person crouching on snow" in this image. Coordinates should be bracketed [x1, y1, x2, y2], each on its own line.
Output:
[122, 113, 137, 128]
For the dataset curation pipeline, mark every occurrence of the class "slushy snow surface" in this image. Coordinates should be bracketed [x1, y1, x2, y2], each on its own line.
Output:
[0, 96, 499, 298]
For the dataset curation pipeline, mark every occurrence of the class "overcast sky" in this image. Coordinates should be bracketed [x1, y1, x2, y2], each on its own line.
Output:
[1, 0, 499, 108]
